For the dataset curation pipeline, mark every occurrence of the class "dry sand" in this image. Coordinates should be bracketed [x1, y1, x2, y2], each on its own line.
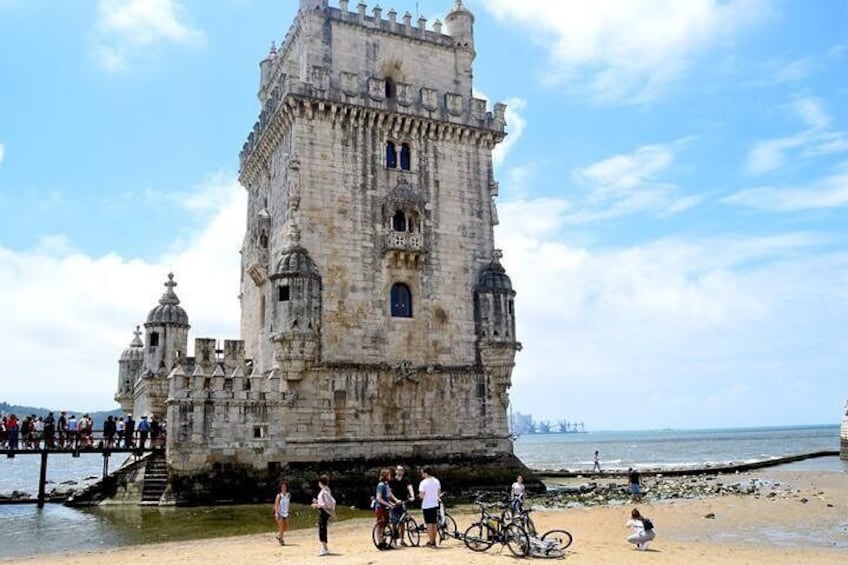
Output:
[2, 470, 845, 564]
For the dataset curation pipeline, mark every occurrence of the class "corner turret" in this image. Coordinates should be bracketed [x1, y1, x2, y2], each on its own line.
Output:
[299, 0, 328, 12]
[445, 0, 475, 52]
[115, 326, 144, 413]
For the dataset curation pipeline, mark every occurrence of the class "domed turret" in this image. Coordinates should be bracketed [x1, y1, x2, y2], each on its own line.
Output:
[146, 273, 189, 326]
[121, 325, 145, 361]
[143, 273, 191, 378]
[116, 326, 145, 413]
[475, 251, 517, 342]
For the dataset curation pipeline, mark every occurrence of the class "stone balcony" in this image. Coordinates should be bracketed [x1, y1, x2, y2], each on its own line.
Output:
[385, 231, 426, 268]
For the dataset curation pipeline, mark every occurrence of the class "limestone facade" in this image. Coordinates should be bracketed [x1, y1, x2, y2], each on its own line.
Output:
[117, 0, 523, 501]
[841, 401, 848, 460]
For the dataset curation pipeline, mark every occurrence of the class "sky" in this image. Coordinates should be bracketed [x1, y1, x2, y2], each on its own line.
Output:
[0, 0, 846, 431]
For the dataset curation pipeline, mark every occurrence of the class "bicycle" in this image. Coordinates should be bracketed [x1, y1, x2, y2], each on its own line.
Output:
[436, 492, 458, 542]
[372, 502, 420, 550]
[462, 500, 530, 557]
[505, 499, 573, 557]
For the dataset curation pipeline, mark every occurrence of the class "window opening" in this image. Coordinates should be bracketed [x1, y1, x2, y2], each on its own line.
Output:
[400, 143, 411, 170]
[259, 232, 268, 249]
[279, 285, 290, 301]
[390, 283, 413, 318]
[386, 141, 397, 168]
[259, 294, 266, 327]
[385, 77, 396, 99]
[149, 332, 159, 348]
[392, 210, 407, 232]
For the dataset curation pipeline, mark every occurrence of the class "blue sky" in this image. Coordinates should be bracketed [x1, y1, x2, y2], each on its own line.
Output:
[1, 0, 846, 430]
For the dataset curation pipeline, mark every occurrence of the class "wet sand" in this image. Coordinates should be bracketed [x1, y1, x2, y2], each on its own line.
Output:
[2, 470, 845, 564]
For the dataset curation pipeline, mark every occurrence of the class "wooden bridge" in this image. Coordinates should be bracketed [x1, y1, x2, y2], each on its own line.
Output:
[1, 433, 161, 508]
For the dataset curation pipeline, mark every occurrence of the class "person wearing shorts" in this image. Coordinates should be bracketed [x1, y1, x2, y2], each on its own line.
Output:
[418, 465, 441, 547]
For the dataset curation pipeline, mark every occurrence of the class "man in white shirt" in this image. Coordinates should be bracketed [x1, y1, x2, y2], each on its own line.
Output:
[418, 465, 441, 547]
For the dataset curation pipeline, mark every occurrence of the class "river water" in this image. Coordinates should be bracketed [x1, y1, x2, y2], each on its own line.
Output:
[0, 424, 843, 558]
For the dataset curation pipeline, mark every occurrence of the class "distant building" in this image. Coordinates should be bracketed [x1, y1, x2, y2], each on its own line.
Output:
[841, 401, 848, 461]
[116, 0, 529, 503]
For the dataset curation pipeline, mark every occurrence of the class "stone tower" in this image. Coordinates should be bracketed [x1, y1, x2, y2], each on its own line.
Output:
[118, 1, 529, 505]
[237, 0, 521, 470]
[115, 326, 144, 413]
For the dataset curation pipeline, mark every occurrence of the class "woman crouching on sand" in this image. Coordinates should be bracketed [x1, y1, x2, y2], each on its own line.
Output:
[626, 508, 656, 550]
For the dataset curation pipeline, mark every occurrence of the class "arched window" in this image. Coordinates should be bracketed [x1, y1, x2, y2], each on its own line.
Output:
[386, 141, 397, 168]
[390, 283, 412, 318]
[259, 232, 268, 249]
[392, 210, 407, 232]
[400, 143, 411, 170]
[385, 77, 396, 99]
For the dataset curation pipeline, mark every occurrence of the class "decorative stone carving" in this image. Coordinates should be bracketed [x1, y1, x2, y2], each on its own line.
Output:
[368, 77, 386, 101]
[420, 87, 438, 111]
[445, 92, 463, 116]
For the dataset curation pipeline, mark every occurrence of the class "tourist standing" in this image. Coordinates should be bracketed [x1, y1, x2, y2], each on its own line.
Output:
[43, 412, 55, 449]
[389, 465, 415, 544]
[628, 467, 642, 502]
[626, 508, 656, 550]
[103, 416, 116, 448]
[311, 474, 335, 556]
[374, 468, 394, 547]
[510, 474, 526, 514]
[125, 415, 135, 448]
[592, 450, 602, 473]
[273, 480, 291, 546]
[137, 415, 150, 448]
[116, 417, 125, 447]
[150, 416, 161, 448]
[57, 411, 67, 448]
[6, 414, 19, 449]
[418, 465, 441, 547]
[66, 414, 78, 448]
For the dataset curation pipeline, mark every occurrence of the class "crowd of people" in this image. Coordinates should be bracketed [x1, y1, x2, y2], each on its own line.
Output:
[0, 412, 165, 450]
[272, 465, 657, 557]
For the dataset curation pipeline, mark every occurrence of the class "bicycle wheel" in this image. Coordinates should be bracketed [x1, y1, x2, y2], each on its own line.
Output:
[463, 522, 496, 552]
[439, 512, 458, 540]
[504, 523, 531, 557]
[404, 515, 421, 546]
[541, 528, 573, 551]
[371, 522, 393, 550]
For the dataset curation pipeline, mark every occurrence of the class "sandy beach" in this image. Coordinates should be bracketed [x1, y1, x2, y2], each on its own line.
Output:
[2, 470, 845, 564]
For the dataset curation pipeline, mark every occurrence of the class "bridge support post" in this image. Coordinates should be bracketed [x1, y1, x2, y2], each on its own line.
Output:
[37, 451, 48, 508]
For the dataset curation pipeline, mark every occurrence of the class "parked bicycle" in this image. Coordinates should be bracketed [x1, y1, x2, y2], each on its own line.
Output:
[462, 500, 530, 557]
[504, 498, 574, 557]
[436, 492, 458, 542]
[372, 502, 421, 549]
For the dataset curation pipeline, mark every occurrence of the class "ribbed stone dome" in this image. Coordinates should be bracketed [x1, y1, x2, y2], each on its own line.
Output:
[273, 246, 319, 277]
[477, 260, 512, 291]
[120, 326, 144, 361]
[146, 273, 190, 326]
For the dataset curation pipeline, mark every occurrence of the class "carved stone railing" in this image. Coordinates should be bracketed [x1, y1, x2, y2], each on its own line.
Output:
[385, 231, 425, 253]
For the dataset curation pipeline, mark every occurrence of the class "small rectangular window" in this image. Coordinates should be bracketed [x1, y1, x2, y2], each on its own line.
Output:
[253, 426, 263, 439]
[150, 332, 159, 347]
[279, 285, 290, 301]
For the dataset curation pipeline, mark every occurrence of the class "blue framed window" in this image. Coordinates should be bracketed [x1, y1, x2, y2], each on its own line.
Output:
[390, 283, 412, 318]
[386, 141, 397, 168]
[400, 143, 411, 170]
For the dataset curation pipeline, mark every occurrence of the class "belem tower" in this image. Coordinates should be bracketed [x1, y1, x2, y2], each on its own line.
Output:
[114, 0, 533, 504]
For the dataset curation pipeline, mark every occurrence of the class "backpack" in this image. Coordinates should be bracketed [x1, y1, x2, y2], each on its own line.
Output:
[642, 517, 654, 530]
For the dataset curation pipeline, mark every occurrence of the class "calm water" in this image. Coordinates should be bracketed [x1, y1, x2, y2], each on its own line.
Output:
[0, 425, 844, 557]
[513, 424, 843, 472]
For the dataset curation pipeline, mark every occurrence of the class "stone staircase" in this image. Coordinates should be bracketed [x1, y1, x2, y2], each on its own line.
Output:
[140, 451, 169, 505]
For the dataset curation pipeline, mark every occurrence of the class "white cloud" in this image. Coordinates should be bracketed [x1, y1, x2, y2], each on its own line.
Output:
[724, 167, 848, 212]
[0, 175, 244, 411]
[0, 142, 4, 167]
[497, 198, 848, 428]
[92, 0, 205, 72]
[567, 141, 701, 221]
[746, 96, 848, 175]
[480, 0, 772, 103]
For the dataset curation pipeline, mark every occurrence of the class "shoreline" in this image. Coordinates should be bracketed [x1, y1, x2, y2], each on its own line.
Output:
[1, 467, 845, 564]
